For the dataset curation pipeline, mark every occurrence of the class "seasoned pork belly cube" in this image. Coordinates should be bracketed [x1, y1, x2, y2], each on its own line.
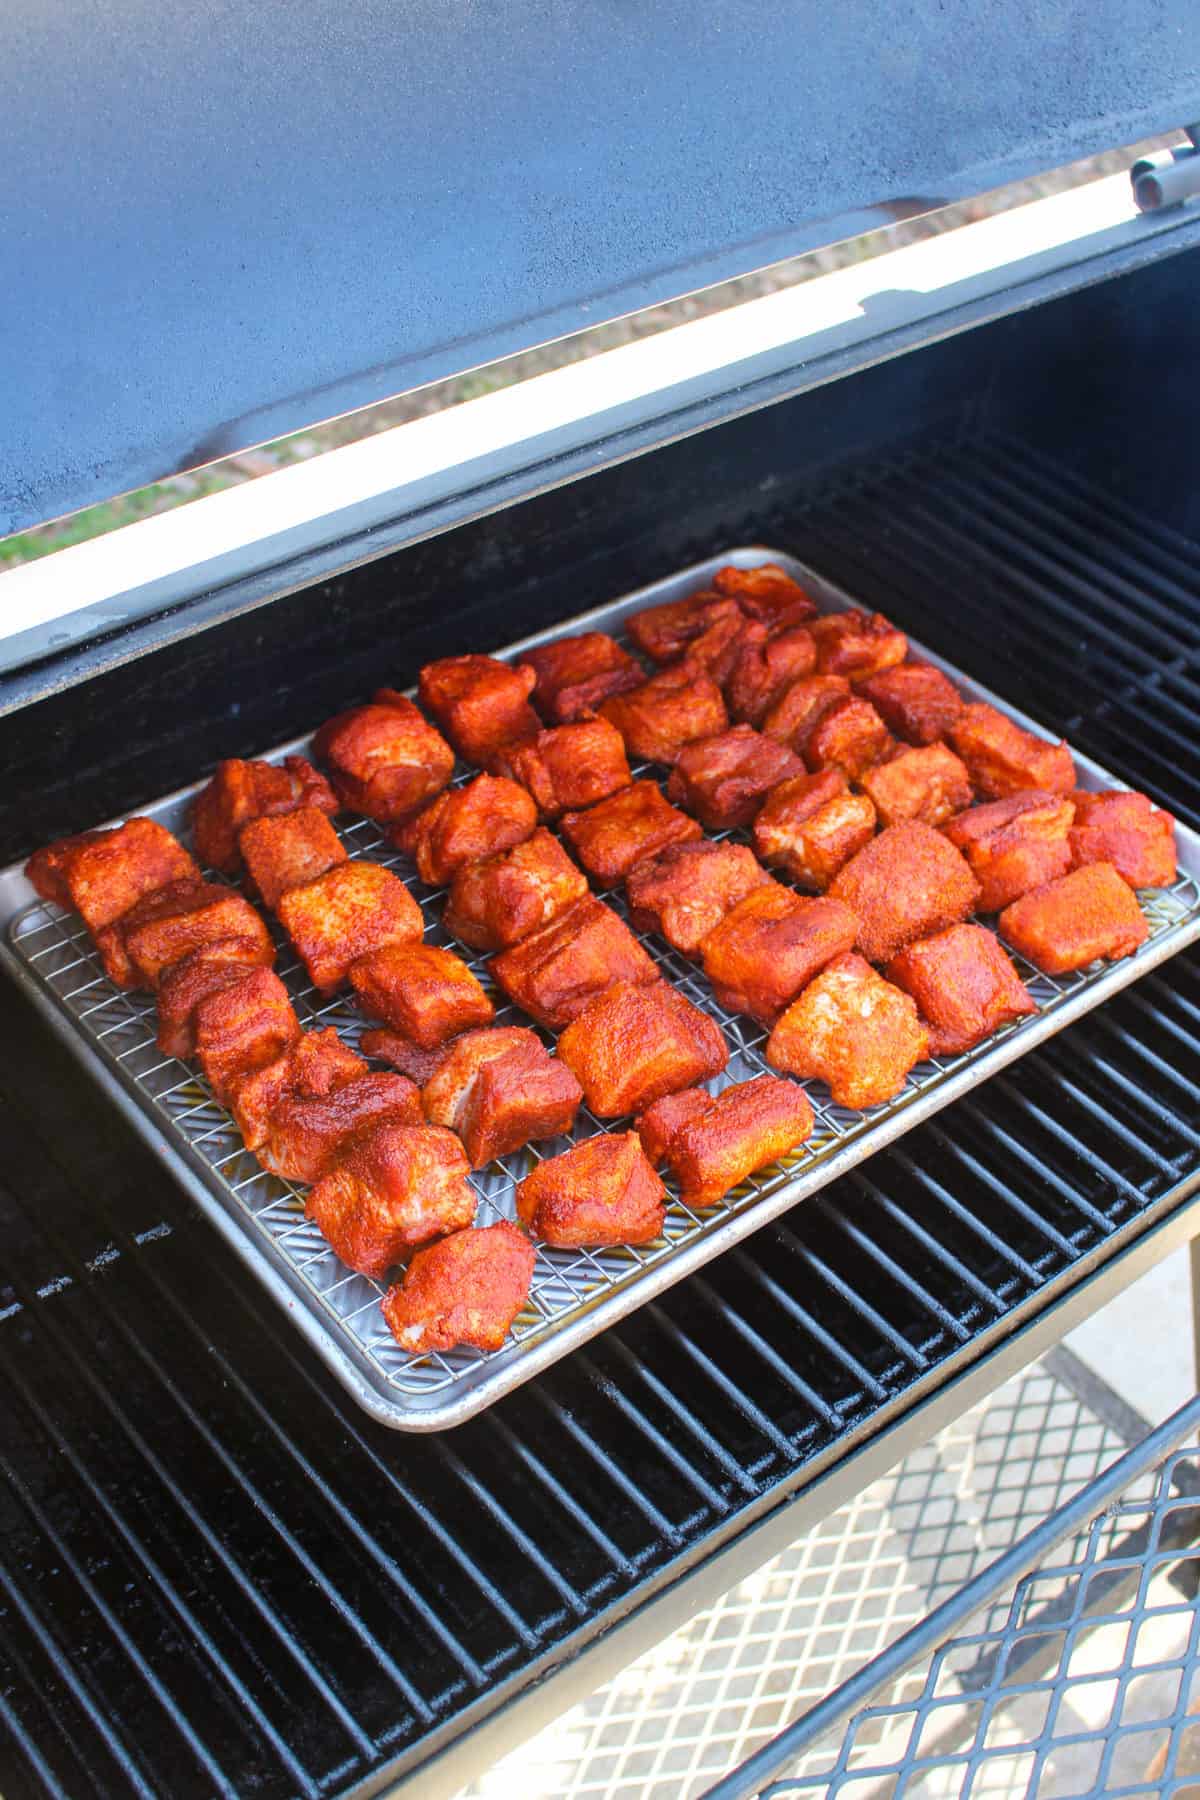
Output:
[626, 590, 741, 665]
[666, 725, 803, 830]
[600, 662, 729, 765]
[753, 770, 876, 891]
[516, 631, 643, 724]
[156, 935, 276, 1059]
[828, 821, 979, 965]
[490, 895, 658, 1029]
[421, 1026, 583, 1168]
[804, 695, 893, 781]
[191, 755, 337, 873]
[495, 717, 632, 819]
[230, 1025, 367, 1151]
[942, 790, 1075, 912]
[561, 780, 701, 885]
[625, 839, 771, 956]
[948, 702, 1074, 800]
[31, 817, 198, 938]
[1068, 788, 1177, 890]
[313, 689, 455, 823]
[263, 1074, 425, 1185]
[418, 655, 541, 768]
[858, 741, 973, 829]
[762, 674, 851, 753]
[349, 942, 494, 1048]
[767, 952, 929, 1109]
[712, 563, 818, 628]
[662, 1074, 815, 1207]
[635, 1086, 717, 1168]
[359, 1029, 459, 1086]
[557, 979, 728, 1118]
[516, 1132, 666, 1247]
[857, 662, 964, 745]
[390, 773, 537, 886]
[307, 1121, 475, 1278]
[810, 609, 907, 681]
[238, 807, 347, 909]
[382, 1221, 537, 1354]
[194, 966, 302, 1105]
[700, 883, 859, 1026]
[726, 623, 817, 726]
[998, 863, 1148, 974]
[277, 861, 423, 993]
[887, 923, 1035, 1056]
[98, 877, 272, 989]
[444, 827, 589, 952]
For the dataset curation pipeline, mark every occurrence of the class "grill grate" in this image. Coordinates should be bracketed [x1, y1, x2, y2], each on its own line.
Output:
[1, 434, 1199, 1799]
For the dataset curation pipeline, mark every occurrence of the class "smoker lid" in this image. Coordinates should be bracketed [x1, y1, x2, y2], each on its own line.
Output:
[3, 0, 1198, 536]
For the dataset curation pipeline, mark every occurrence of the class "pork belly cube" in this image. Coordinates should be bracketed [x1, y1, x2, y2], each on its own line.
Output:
[516, 1132, 666, 1247]
[192, 755, 338, 872]
[238, 807, 347, 909]
[490, 896, 658, 1029]
[887, 924, 1036, 1056]
[193, 967, 302, 1105]
[262, 1074, 425, 1185]
[156, 935, 276, 1059]
[663, 1074, 815, 1207]
[753, 772, 876, 891]
[858, 742, 973, 829]
[678, 604, 752, 687]
[626, 590, 741, 665]
[349, 943, 494, 1048]
[307, 1121, 475, 1277]
[726, 623, 817, 726]
[98, 877, 273, 989]
[362, 1029, 463, 1085]
[230, 1024, 367, 1152]
[857, 662, 964, 745]
[422, 1026, 582, 1168]
[998, 863, 1148, 974]
[804, 695, 893, 781]
[417, 655, 540, 768]
[1069, 788, 1177, 890]
[496, 717, 632, 819]
[626, 839, 773, 956]
[767, 953, 929, 1109]
[382, 1221, 537, 1354]
[40, 817, 199, 938]
[712, 563, 818, 628]
[948, 702, 1075, 800]
[516, 632, 643, 724]
[444, 827, 589, 952]
[635, 1086, 717, 1167]
[561, 781, 701, 886]
[666, 725, 804, 830]
[942, 790, 1075, 912]
[313, 689, 455, 823]
[762, 674, 851, 752]
[276, 861, 423, 994]
[700, 883, 859, 1025]
[600, 662, 729, 765]
[558, 979, 728, 1117]
[810, 609, 907, 681]
[391, 773, 537, 886]
[828, 821, 980, 964]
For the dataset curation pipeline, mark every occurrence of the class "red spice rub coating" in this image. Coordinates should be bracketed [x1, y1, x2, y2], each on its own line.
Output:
[516, 632, 643, 724]
[557, 979, 728, 1117]
[942, 791, 1075, 913]
[767, 953, 929, 1109]
[156, 935, 276, 1059]
[422, 1027, 582, 1169]
[1068, 788, 1177, 890]
[663, 1074, 815, 1207]
[635, 1087, 717, 1168]
[887, 923, 1035, 1056]
[390, 774, 537, 886]
[382, 1222, 537, 1354]
[495, 717, 632, 819]
[601, 662, 729, 765]
[998, 863, 1149, 974]
[700, 883, 859, 1025]
[858, 742, 973, 830]
[444, 827, 589, 952]
[809, 609, 907, 681]
[857, 663, 964, 745]
[277, 861, 423, 993]
[194, 966, 302, 1105]
[417, 655, 540, 768]
[667, 726, 804, 830]
[626, 840, 772, 957]
[762, 674, 851, 753]
[804, 695, 893, 781]
[100, 877, 272, 990]
[726, 623, 817, 726]
[307, 1121, 476, 1277]
[626, 590, 741, 665]
[516, 1132, 666, 1247]
[948, 702, 1074, 800]
[560, 781, 700, 886]
[192, 756, 337, 872]
[314, 690, 455, 823]
[753, 771, 876, 892]
[29, 817, 198, 937]
[828, 822, 980, 965]
[490, 895, 658, 1029]
[238, 807, 347, 910]
[349, 942, 494, 1048]
[712, 563, 818, 628]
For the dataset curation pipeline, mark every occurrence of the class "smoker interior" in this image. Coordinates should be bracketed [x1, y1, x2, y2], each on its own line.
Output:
[2, 250, 1200, 1800]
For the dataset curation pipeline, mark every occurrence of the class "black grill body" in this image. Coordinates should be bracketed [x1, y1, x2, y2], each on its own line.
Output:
[1, 243, 1200, 1799]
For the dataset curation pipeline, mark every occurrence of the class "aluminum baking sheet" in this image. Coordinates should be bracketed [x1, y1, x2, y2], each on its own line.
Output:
[3, 548, 1198, 1432]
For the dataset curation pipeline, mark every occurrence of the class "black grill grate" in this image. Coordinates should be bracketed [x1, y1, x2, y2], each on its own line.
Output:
[2, 436, 1200, 1799]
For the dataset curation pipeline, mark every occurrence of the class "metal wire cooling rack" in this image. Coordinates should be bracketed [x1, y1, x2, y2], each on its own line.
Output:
[3, 548, 1200, 1430]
